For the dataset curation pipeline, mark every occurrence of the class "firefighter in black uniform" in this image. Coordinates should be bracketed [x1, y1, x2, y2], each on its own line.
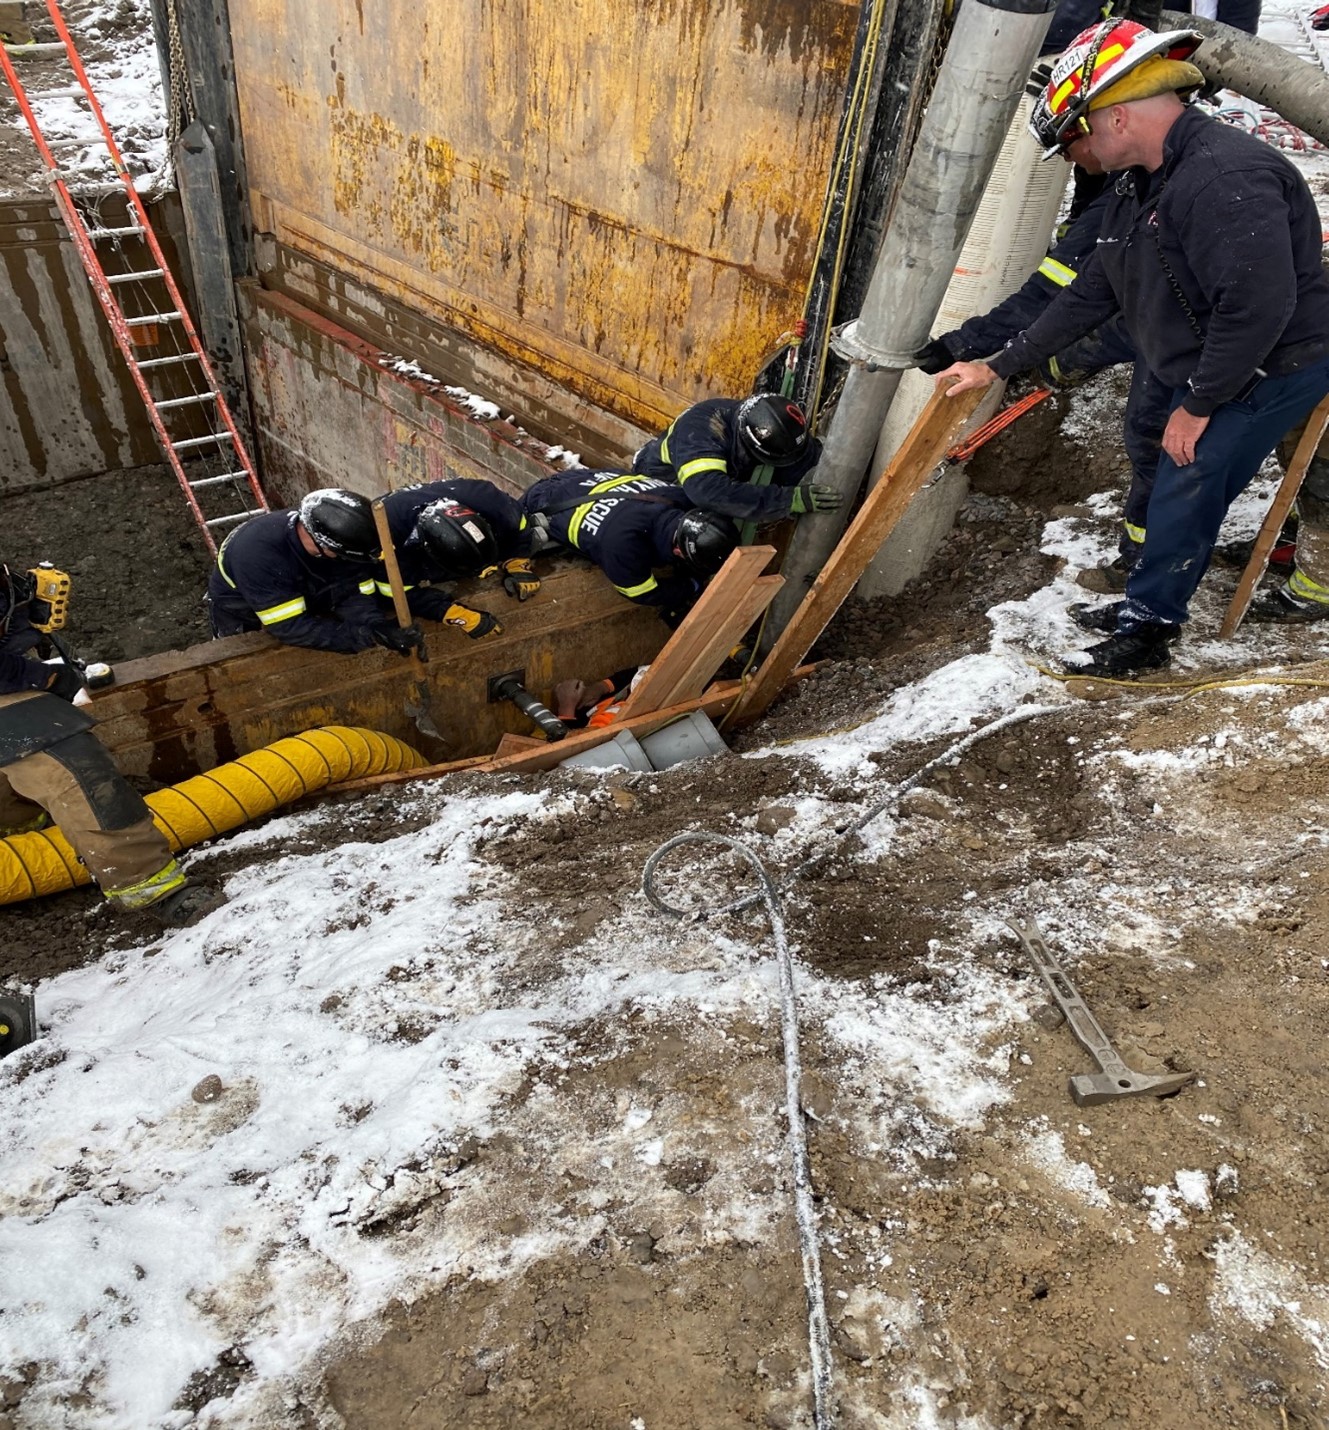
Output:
[207, 489, 422, 657]
[521, 470, 738, 627]
[377, 477, 538, 640]
[0, 562, 214, 925]
[632, 395, 840, 524]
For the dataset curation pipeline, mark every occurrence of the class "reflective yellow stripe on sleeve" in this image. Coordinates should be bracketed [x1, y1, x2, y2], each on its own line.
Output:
[1124, 521, 1146, 545]
[1038, 256, 1077, 288]
[373, 580, 415, 597]
[677, 457, 728, 483]
[216, 531, 238, 589]
[358, 578, 376, 595]
[615, 576, 659, 599]
[256, 597, 307, 625]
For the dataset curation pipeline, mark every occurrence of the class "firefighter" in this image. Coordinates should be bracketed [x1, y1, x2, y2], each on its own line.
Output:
[521, 470, 738, 627]
[938, 19, 1329, 675]
[377, 477, 535, 641]
[0, 563, 215, 925]
[1250, 433, 1329, 622]
[631, 394, 840, 524]
[207, 489, 422, 657]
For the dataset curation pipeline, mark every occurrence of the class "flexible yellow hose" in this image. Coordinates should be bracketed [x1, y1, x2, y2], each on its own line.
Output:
[0, 726, 425, 906]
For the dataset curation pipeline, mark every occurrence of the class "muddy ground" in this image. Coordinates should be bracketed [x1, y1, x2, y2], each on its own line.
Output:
[6, 364, 1329, 1429]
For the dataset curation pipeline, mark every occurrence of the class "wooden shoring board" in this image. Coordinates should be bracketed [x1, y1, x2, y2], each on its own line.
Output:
[618, 545, 781, 719]
[732, 383, 985, 725]
[1220, 392, 1329, 637]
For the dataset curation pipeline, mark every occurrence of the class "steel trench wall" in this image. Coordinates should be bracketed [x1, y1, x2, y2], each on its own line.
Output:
[228, 0, 859, 442]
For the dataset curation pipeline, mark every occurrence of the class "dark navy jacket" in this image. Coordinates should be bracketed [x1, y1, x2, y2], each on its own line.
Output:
[522, 470, 698, 623]
[939, 188, 1112, 362]
[0, 593, 51, 696]
[990, 106, 1329, 416]
[381, 478, 532, 620]
[632, 397, 822, 522]
[207, 511, 382, 654]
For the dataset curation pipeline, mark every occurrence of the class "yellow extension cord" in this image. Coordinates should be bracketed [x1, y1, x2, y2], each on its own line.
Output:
[0, 725, 425, 906]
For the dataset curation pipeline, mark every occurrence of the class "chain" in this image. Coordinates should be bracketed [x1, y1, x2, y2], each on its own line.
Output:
[1148, 208, 1207, 345]
[165, 0, 195, 156]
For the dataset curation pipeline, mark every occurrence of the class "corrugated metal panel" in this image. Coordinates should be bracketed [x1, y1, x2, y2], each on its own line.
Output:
[230, 0, 856, 432]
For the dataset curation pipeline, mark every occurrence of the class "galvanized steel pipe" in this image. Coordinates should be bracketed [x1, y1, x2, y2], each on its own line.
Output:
[765, 0, 1055, 644]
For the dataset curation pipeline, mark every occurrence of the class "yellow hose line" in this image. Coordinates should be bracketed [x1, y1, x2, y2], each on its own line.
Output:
[0, 726, 425, 907]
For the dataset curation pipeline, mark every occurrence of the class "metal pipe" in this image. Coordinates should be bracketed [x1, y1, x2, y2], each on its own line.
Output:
[764, 0, 1055, 645]
[1161, 10, 1329, 149]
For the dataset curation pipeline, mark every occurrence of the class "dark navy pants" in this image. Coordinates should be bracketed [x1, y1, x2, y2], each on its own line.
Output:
[1050, 317, 1169, 552]
[1120, 356, 1329, 630]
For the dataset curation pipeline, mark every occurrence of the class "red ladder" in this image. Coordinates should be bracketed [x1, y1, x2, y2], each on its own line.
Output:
[0, 0, 266, 554]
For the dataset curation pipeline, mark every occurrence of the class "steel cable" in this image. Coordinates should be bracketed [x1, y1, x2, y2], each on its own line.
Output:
[642, 831, 835, 1430]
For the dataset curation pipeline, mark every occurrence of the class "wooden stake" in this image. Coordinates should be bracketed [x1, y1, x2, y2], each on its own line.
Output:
[1220, 392, 1329, 638]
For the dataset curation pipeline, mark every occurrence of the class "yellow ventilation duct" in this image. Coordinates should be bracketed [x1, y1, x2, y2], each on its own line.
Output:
[0, 726, 425, 906]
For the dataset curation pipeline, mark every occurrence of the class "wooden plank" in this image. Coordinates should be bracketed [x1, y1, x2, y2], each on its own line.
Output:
[625, 574, 782, 717]
[494, 733, 547, 755]
[618, 546, 778, 719]
[733, 383, 984, 725]
[1220, 392, 1329, 638]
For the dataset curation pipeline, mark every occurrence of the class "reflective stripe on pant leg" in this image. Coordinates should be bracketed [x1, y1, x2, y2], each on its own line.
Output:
[4, 745, 178, 899]
[1122, 362, 1329, 629]
[1291, 486, 1329, 599]
[104, 854, 187, 910]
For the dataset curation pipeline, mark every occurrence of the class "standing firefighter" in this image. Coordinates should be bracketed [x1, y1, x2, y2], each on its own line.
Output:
[631, 395, 840, 524]
[938, 19, 1329, 675]
[0, 563, 214, 925]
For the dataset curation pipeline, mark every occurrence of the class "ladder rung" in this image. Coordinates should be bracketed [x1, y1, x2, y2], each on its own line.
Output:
[36, 84, 88, 100]
[125, 311, 181, 326]
[189, 472, 249, 490]
[171, 433, 234, 451]
[135, 353, 200, 370]
[89, 226, 145, 239]
[4, 42, 68, 55]
[66, 183, 125, 199]
[204, 511, 257, 529]
[107, 268, 164, 284]
[155, 393, 216, 411]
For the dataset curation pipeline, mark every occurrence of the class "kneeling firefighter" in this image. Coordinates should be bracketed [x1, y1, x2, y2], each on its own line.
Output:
[0, 561, 217, 929]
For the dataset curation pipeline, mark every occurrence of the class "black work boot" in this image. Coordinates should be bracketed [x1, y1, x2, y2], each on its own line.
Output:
[1248, 583, 1329, 623]
[1061, 623, 1180, 677]
[1068, 600, 1125, 634]
[149, 884, 224, 928]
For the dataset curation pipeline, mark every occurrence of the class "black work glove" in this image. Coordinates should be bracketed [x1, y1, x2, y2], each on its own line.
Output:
[501, 557, 541, 602]
[789, 483, 843, 516]
[371, 622, 426, 658]
[443, 603, 503, 640]
[45, 662, 84, 702]
[911, 337, 957, 375]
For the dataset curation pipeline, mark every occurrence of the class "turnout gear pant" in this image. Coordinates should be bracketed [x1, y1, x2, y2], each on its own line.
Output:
[0, 705, 183, 908]
[1278, 422, 1329, 605]
[1120, 358, 1329, 631]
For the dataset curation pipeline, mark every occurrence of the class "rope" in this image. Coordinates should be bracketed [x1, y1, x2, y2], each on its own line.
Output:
[1029, 659, 1329, 696]
[642, 833, 835, 1430]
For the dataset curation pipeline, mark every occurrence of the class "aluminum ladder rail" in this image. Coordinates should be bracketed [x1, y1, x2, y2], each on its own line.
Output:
[0, 0, 266, 554]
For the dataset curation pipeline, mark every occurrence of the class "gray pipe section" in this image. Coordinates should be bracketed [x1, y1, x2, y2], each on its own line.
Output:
[1161, 11, 1329, 148]
[764, 0, 1055, 645]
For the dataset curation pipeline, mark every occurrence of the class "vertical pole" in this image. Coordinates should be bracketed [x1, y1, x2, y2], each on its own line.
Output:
[762, 0, 1056, 648]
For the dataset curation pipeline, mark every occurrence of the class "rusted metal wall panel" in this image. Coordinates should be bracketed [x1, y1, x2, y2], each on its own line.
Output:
[0, 198, 165, 491]
[242, 281, 570, 508]
[230, 0, 856, 433]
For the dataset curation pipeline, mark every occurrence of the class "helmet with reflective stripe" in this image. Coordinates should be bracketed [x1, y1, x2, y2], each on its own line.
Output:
[673, 509, 739, 577]
[297, 488, 381, 559]
[415, 499, 499, 577]
[1030, 19, 1203, 157]
[735, 395, 811, 467]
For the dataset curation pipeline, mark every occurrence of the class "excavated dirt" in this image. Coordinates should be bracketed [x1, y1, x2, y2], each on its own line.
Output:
[7, 360, 1329, 1427]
